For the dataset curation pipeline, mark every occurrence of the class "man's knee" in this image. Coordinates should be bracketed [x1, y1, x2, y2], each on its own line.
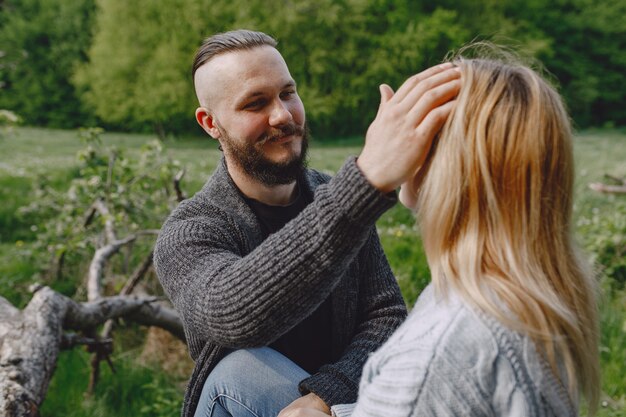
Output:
[200, 347, 309, 417]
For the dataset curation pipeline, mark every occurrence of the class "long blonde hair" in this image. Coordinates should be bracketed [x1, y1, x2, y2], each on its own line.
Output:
[413, 56, 600, 412]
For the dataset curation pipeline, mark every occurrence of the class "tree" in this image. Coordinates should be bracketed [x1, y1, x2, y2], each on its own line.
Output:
[75, 0, 470, 137]
[1, 129, 189, 415]
[74, 0, 238, 136]
[0, 0, 96, 127]
[527, 0, 626, 127]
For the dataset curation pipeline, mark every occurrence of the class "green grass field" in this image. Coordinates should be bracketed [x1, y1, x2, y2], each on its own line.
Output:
[1, 126, 625, 416]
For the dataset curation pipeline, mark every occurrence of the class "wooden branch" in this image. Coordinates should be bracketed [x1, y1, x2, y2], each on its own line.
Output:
[589, 174, 626, 194]
[85, 225, 156, 302]
[174, 169, 187, 202]
[84, 205, 96, 228]
[61, 333, 111, 350]
[105, 150, 117, 201]
[87, 235, 137, 301]
[120, 250, 154, 296]
[101, 250, 154, 338]
[589, 182, 626, 194]
[0, 288, 70, 416]
[92, 199, 117, 243]
[64, 293, 158, 329]
[126, 300, 186, 341]
[85, 197, 159, 391]
[0, 288, 183, 417]
[55, 250, 66, 282]
[84, 199, 121, 392]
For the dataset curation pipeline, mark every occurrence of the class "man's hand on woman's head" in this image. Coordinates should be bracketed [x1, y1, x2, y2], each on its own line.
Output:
[357, 63, 460, 193]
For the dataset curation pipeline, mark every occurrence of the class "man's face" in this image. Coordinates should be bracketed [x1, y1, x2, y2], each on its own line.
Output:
[218, 121, 309, 186]
[194, 46, 307, 186]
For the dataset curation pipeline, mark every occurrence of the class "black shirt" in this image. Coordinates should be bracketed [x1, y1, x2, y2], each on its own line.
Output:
[244, 184, 333, 374]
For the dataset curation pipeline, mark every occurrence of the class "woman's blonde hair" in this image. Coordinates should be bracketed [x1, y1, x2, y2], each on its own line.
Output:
[413, 52, 600, 412]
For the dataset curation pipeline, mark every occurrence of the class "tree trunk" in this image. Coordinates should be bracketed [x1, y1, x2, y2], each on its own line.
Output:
[0, 288, 183, 417]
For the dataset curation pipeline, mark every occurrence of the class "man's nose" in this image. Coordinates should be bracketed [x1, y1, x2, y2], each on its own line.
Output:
[268, 100, 293, 126]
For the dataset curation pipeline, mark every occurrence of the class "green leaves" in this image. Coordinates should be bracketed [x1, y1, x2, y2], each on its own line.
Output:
[1, 0, 624, 134]
[0, 0, 96, 127]
[19, 128, 183, 285]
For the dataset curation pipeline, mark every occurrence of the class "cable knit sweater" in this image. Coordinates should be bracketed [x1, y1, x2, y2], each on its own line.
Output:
[331, 284, 577, 417]
[153, 157, 407, 417]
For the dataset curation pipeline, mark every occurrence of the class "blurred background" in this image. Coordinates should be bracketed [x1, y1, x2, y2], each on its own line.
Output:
[0, 0, 624, 416]
[1, 0, 625, 137]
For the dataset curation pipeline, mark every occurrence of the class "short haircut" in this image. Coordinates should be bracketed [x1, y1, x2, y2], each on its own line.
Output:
[192, 29, 278, 80]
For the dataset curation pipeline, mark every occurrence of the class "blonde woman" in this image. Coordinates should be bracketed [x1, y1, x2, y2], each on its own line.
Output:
[286, 55, 600, 416]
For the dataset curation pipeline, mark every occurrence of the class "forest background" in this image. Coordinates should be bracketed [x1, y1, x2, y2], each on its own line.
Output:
[0, 0, 625, 416]
[2, 0, 625, 135]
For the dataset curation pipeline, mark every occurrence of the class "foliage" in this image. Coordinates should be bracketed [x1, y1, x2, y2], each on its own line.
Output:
[72, 0, 220, 135]
[378, 205, 430, 306]
[0, 109, 21, 139]
[75, 0, 626, 135]
[0, 0, 96, 127]
[505, 0, 626, 128]
[1, 0, 625, 134]
[598, 287, 626, 400]
[40, 349, 183, 417]
[577, 200, 626, 289]
[0, 175, 35, 243]
[0, 243, 39, 308]
[138, 380, 184, 417]
[0, 127, 624, 415]
[17, 127, 183, 296]
[73, 0, 469, 136]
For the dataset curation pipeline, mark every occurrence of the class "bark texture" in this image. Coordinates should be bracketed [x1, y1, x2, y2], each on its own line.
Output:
[0, 288, 183, 417]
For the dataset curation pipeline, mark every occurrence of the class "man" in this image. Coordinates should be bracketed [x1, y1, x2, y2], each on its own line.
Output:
[154, 29, 460, 417]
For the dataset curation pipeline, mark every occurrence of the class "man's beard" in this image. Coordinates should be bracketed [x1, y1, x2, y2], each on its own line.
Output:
[219, 122, 309, 187]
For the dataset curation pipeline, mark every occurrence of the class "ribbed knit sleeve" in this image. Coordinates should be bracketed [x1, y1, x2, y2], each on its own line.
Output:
[154, 156, 398, 364]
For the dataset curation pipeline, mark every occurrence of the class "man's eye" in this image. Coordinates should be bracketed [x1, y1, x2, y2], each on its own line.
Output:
[281, 91, 295, 99]
[244, 99, 265, 109]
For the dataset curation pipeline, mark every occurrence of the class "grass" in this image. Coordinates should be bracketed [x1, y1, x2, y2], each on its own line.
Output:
[40, 348, 183, 417]
[1, 126, 625, 416]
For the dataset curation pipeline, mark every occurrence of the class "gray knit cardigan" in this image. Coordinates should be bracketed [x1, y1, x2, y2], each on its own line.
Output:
[153, 157, 408, 417]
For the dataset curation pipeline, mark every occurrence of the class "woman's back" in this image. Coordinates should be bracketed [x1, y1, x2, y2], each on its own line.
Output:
[336, 284, 576, 417]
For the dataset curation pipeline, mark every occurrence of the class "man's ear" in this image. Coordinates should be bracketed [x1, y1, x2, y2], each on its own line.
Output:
[195, 107, 221, 139]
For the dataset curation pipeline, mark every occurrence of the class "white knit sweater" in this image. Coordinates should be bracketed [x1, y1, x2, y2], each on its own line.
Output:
[332, 284, 577, 417]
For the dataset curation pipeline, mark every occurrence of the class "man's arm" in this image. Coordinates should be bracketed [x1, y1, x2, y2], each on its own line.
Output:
[154, 158, 395, 349]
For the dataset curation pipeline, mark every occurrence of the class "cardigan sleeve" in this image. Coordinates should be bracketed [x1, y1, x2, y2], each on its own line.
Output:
[154, 157, 396, 349]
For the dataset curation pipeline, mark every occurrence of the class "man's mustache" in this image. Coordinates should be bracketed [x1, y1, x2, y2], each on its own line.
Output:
[259, 124, 305, 143]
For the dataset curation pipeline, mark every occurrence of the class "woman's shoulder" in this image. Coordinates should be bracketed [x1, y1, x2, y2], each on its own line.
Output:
[364, 285, 501, 383]
[384, 285, 498, 351]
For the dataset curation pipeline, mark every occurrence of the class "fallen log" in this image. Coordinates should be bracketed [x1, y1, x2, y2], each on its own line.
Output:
[0, 287, 183, 417]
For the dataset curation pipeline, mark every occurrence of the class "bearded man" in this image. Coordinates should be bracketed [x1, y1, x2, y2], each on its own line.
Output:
[154, 29, 460, 417]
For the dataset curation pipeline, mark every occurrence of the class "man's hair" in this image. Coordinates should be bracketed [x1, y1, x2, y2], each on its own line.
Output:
[192, 29, 277, 80]
[411, 49, 600, 412]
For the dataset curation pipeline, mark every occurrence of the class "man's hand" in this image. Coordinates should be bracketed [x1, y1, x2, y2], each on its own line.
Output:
[357, 63, 461, 193]
[278, 393, 331, 417]
[278, 408, 330, 417]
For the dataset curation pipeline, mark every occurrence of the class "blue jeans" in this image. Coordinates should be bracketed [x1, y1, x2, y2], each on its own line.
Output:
[194, 347, 310, 417]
